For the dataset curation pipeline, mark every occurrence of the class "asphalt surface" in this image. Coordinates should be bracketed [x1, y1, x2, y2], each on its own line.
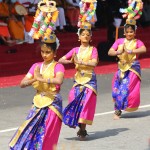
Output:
[0, 68, 150, 150]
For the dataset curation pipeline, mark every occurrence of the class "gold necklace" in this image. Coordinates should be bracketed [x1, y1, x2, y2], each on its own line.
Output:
[125, 39, 134, 49]
[40, 60, 54, 74]
[78, 46, 89, 60]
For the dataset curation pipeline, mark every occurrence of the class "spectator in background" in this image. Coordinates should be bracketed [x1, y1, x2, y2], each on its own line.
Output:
[66, 0, 80, 7]
[64, 0, 80, 29]
[7, 0, 26, 44]
[107, 0, 125, 42]
[0, 20, 16, 46]
[54, 0, 67, 32]
[0, 0, 9, 17]
[17, 0, 39, 44]
[0, 0, 16, 46]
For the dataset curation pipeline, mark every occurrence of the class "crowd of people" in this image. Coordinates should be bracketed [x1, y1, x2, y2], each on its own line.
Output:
[0, 0, 97, 47]
[1, 0, 150, 47]
[0, 0, 128, 47]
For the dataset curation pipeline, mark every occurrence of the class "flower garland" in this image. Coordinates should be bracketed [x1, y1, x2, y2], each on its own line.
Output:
[28, 0, 58, 39]
[119, 0, 143, 20]
[78, 0, 97, 28]
[44, 10, 59, 40]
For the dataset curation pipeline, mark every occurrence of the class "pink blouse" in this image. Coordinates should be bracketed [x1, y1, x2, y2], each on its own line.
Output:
[28, 62, 65, 91]
[64, 47, 98, 60]
[111, 38, 145, 50]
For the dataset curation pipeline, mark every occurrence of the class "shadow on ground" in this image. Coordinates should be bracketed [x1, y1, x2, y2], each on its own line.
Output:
[122, 110, 150, 119]
[65, 128, 129, 141]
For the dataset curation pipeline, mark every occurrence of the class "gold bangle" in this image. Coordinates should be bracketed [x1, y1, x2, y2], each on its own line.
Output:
[24, 81, 29, 86]
[47, 78, 50, 84]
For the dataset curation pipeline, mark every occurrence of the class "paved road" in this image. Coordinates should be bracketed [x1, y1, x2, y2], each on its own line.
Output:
[0, 68, 150, 150]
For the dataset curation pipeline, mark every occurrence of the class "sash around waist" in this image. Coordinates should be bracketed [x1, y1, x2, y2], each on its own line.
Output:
[75, 70, 93, 85]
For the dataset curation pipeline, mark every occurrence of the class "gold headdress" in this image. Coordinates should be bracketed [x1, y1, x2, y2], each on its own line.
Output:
[126, 18, 136, 26]
[42, 33, 56, 43]
[119, 0, 143, 26]
[38, 0, 57, 12]
[42, 33, 60, 50]
[28, 0, 59, 39]
[82, 0, 97, 2]
[80, 22, 92, 30]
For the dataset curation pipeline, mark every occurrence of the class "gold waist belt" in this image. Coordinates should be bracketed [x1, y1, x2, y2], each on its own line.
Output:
[75, 70, 93, 85]
[33, 91, 56, 108]
[118, 61, 132, 72]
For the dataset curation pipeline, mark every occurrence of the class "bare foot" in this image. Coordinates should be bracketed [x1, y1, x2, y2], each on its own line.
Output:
[113, 114, 120, 120]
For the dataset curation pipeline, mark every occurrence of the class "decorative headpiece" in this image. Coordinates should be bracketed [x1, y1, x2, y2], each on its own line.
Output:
[42, 33, 56, 43]
[42, 33, 60, 50]
[80, 22, 92, 30]
[28, 0, 59, 40]
[78, 0, 97, 30]
[38, 0, 57, 12]
[119, 0, 143, 26]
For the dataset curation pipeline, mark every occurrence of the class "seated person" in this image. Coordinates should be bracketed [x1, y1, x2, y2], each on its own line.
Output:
[0, 0, 9, 17]
[18, 0, 37, 43]
[7, 0, 26, 43]
[0, 20, 16, 46]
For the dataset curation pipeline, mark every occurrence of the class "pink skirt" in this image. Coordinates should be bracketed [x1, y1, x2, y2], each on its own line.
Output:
[9, 107, 62, 150]
[43, 109, 62, 150]
[69, 87, 97, 125]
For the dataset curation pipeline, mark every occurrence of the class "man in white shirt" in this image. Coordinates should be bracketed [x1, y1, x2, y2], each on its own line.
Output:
[53, 0, 66, 32]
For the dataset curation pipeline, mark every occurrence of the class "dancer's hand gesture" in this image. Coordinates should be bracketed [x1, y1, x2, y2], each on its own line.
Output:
[34, 66, 43, 81]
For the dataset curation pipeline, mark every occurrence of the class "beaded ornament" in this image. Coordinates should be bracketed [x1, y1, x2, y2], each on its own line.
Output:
[119, 0, 143, 25]
[28, 0, 59, 40]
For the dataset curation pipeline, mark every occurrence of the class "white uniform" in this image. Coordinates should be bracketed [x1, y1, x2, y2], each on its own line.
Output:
[55, 7, 66, 30]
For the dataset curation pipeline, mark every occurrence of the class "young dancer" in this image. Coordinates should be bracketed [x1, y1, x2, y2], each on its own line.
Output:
[59, 22, 98, 140]
[9, 33, 65, 150]
[108, 0, 146, 119]
[9, 1, 65, 149]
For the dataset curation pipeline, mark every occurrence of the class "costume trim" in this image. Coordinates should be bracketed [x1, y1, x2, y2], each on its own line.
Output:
[79, 118, 93, 125]
[125, 107, 138, 112]
[9, 108, 40, 147]
[73, 83, 97, 95]
[49, 105, 62, 120]
[129, 68, 141, 80]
